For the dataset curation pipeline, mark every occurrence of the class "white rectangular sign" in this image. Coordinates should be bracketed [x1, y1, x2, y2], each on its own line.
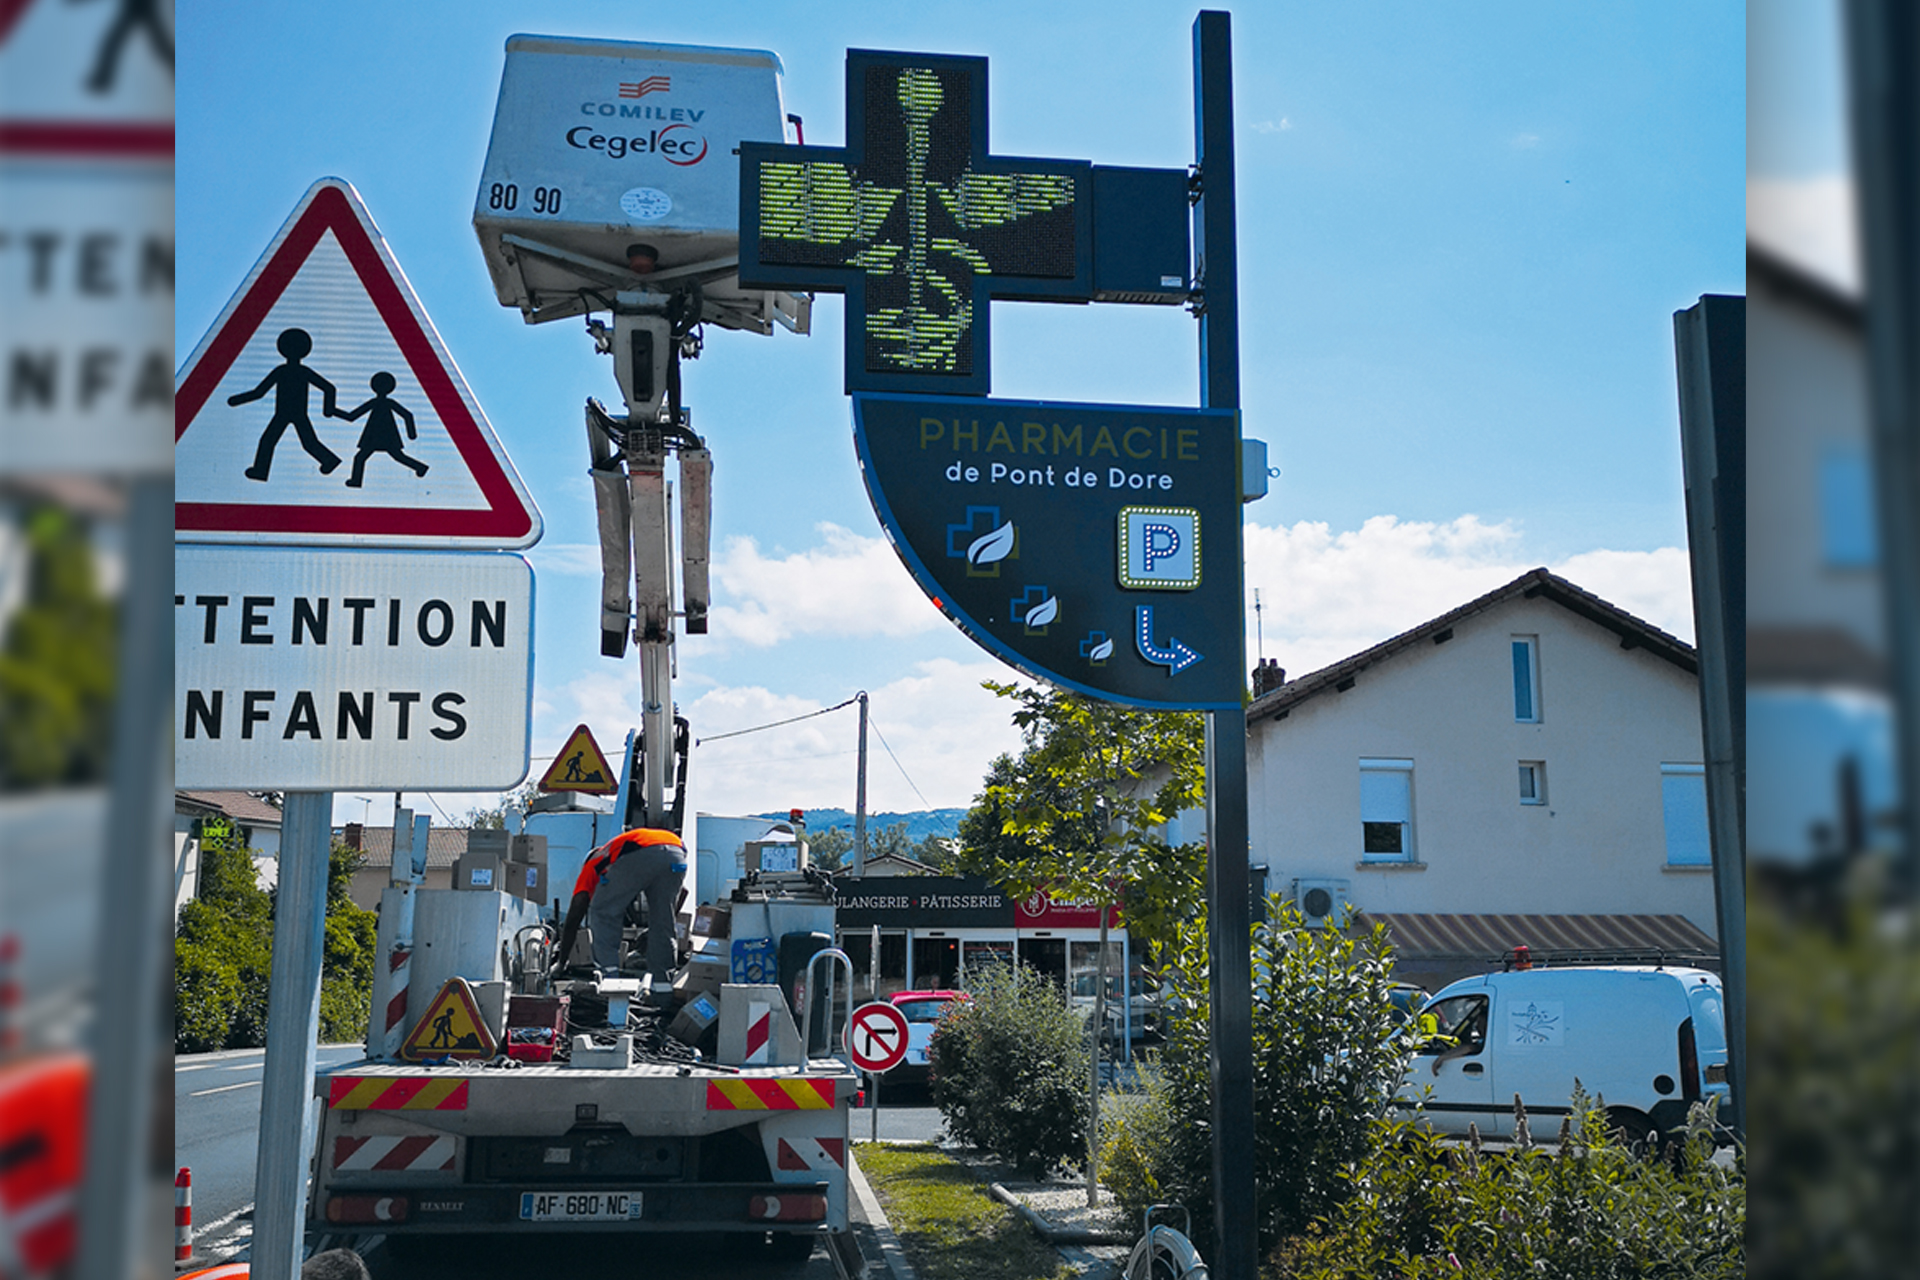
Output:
[175, 545, 534, 789]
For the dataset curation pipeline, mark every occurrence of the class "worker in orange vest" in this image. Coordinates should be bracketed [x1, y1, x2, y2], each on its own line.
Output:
[556, 828, 687, 998]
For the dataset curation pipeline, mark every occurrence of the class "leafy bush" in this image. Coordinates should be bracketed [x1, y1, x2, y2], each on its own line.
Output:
[929, 963, 1091, 1177]
[1277, 1091, 1744, 1279]
[1098, 1062, 1180, 1213]
[1149, 898, 1421, 1256]
[174, 838, 276, 1052]
[319, 842, 376, 1043]
[174, 832, 375, 1052]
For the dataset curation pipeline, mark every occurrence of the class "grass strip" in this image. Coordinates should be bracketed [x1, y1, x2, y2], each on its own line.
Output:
[856, 1143, 1076, 1280]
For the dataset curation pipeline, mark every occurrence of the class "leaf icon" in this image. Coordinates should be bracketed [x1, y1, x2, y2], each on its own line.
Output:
[1090, 638, 1114, 661]
[1025, 596, 1059, 628]
[967, 521, 1016, 565]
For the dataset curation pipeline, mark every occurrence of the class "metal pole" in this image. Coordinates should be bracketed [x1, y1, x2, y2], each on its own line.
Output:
[73, 476, 172, 1280]
[855, 692, 869, 876]
[1088, 907, 1108, 1207]
[369, 807, 417, 1060]
[1672, 296, 1748, 1140]
[248, 790, 336, 1275]
[1846, 0, 1920, 898]
[1194, 13, 1256, 1279]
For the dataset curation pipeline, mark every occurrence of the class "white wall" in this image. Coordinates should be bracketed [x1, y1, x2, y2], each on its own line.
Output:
[1747, 273, 1883, 653]
[1248, 593, 1716, 937]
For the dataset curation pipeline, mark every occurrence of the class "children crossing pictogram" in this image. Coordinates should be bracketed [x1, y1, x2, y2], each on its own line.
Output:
[174, 178, 542, 548]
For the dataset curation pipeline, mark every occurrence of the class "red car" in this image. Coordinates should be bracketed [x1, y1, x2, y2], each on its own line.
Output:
[886, 990, 965, 1087]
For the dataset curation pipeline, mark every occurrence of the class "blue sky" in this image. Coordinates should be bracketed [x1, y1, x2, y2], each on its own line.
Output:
[1748, 0, 1854, 286]
[175, 2, 1744, 829]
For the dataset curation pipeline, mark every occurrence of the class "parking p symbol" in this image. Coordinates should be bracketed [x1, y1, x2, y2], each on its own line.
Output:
[1142, 523, 1180, 573]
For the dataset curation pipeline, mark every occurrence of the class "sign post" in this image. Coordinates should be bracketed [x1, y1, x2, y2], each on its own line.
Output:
[174, 178, 541, 1270]
[741, 19, 1254, 1274]
[846, 1000, 910, 1146]
[1192, 15, 1256, 1279]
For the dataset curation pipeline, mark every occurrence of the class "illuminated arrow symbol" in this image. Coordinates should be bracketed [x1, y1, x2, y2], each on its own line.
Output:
[1135, 606, 1203, 675]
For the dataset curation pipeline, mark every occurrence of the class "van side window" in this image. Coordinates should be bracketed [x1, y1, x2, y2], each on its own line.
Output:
[1417, 994, 1489, 1053]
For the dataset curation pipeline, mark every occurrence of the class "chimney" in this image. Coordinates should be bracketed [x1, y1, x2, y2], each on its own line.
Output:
[1251, 658, 1286, 697]
[343, 822, 364, 850]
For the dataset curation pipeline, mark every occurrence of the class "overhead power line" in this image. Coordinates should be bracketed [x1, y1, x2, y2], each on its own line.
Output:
[695, 694, 862, 745]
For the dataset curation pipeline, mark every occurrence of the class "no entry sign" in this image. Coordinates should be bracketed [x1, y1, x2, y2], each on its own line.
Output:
[845, 1001, 910, 1074]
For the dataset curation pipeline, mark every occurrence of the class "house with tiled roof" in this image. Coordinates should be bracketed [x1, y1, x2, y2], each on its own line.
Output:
[336, 822, 474, 909]
[1245, 568, 1719, 991]
[174, 790, 285, 915]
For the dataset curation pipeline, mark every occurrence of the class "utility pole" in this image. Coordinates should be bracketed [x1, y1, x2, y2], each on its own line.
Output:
[854, 691, 869, 876]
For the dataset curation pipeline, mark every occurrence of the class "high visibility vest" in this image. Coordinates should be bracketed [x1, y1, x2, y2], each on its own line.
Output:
[571, 827, 684, 898]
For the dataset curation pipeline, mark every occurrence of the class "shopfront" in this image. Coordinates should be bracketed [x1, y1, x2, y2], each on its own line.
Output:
[834, 877, 1134, 1031]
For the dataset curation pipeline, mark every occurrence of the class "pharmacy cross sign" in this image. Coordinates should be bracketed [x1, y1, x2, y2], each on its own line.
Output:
[739, 49, 1092, 396]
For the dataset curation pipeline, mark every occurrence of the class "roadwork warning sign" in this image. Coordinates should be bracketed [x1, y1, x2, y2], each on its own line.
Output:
[402, 978, 497, 1061]
[538, 723, 616, 794]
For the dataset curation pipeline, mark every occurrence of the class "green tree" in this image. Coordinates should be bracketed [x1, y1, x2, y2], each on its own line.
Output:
[912, 832, 959, 872]
[463, 781, 538, 829]
[955, 682, 1206, 952]
[175, 823, 274, 1051]
[0, 506, 116, 789]
[808, 826, 850, 872]
[175, 824, 378, 1051]
[319, 840, 377, 1043]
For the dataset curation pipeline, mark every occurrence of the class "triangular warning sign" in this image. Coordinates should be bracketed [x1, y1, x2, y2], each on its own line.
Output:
[174, 178, 542, 548]
[401, 977, 498, 1061]
[539, 723, 618, 794]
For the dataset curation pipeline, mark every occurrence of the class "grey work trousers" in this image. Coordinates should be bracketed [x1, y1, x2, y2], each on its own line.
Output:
[585, 842, 687, 981]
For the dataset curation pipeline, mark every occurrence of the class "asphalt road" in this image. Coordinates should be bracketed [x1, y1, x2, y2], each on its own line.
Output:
[175, 1047, 948, 1265]
[174, 1044, 368, 1255]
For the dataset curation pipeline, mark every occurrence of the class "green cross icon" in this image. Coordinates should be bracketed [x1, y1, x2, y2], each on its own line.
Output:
[740, 50, 1093, 396]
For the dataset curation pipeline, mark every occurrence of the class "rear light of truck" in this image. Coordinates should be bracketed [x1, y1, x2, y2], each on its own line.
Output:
[747, 1193, 827, 1222]
[325, 1195, 410, 1225]
[1677, 1017, 1701, 1103]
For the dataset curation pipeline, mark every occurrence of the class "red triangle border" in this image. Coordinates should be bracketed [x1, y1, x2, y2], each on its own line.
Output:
[176, 183, 535, 542]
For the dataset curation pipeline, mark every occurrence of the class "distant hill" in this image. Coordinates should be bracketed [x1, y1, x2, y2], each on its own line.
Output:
[754, 808, 965, 841]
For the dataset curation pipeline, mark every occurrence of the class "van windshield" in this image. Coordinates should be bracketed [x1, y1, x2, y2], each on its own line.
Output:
[1687, 978, 1728, 1055]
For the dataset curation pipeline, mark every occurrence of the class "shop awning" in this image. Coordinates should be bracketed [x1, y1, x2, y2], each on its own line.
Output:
[1353, 912, 1720, 970]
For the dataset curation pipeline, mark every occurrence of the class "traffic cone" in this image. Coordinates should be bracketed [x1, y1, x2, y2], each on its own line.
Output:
[175, 1167, 193, 1267]
[0, 934, 20, 1055]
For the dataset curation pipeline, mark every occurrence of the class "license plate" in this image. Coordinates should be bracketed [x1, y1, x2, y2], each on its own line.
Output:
[519, 1191, 645, 1222]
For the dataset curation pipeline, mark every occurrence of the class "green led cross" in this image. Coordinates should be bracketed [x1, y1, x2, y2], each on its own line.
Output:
[739, 50, 1092, 396]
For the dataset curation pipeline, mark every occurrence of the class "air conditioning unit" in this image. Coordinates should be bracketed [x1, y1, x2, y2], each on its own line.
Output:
[1293, 878, 1351, 928]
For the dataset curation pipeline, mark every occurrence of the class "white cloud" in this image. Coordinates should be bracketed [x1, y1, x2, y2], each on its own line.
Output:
[1748, 174, 1860, 293]
[1553, 547, 1697, 639]
[708, 522, 946, 645]
[1252, 117, 1293, 134]
[1511, 132, 1541, 149]
[532, 657, 1024, 815]
[1244, 515, 1694, 677]
[526, 543, 602, 577]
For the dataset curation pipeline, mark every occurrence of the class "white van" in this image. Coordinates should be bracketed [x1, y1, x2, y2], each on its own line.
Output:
[1397, 965, 1730, 1143]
